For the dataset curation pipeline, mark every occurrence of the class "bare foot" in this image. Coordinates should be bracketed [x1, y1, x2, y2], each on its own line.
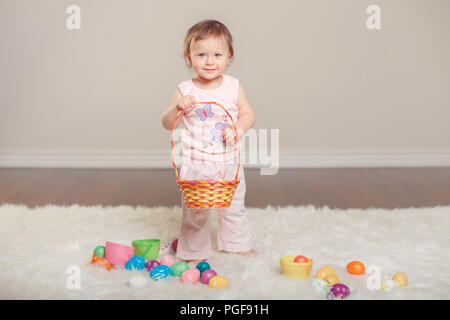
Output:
[239, 249, 257, 256]
[185, 259, 204, 266]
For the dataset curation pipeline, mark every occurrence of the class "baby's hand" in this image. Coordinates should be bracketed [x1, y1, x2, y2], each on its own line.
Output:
[222, 126, 242, 146]
[177, 95, 196, 112]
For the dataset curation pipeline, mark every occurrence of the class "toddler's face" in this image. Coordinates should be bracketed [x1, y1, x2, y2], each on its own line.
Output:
[188, 36, 230, 81]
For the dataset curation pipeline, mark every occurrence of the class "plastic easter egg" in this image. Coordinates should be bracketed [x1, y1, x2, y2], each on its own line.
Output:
[91, 253, 98, 263]
[125, 256, 146, 271]
[200, 269, 217, 284]
[392, 272, 408, 287]
[180, 268, 200, 284]
[145, 260, 160, 272]
[209, 275, 228, 289]
[327, 283, 350, 300]
[93, 245, 105, 258]
[382, 279, 398, 292]
[171, 261, 190, 277]
[128, 275, 148, 288]
[325, 274, 340, 287]
[311, 278, 330, 296]
[347, 261, 365, 275]
[315, 266, 335, 280]
[160, 254, 175, 267]
[196, 261, 211, 274]
[91, 255, 111, 271]
[171, 239, 178, 253]
[150, 265, 171, 281]
[293, 255, 308, 263]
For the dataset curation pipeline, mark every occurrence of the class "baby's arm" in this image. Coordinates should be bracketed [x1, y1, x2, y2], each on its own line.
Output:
[223, 83, 255, 143]
[161, 88, 196, 131]
[161, 88, 182, 131]
[236, 83, 256, 135]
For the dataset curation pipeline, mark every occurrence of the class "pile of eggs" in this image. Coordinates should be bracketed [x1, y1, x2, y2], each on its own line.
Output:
[311, 265, 350, 299]
[309, 260, 408, 298]
[88, 242, 228, 289]
[126, 254, 228, 289]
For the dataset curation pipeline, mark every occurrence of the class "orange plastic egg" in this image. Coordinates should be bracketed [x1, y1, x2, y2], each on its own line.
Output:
[347, 261, 365, 275]
[315, 266, 335, 280]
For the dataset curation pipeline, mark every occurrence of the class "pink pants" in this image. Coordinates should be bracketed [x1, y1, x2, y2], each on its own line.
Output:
[175, 160, 253, 260]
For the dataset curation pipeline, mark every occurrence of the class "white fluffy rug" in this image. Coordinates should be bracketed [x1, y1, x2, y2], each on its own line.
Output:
[1, 204, 449, 300]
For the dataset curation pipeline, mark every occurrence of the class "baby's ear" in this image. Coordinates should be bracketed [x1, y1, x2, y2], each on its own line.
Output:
[185, 54, 192, 67]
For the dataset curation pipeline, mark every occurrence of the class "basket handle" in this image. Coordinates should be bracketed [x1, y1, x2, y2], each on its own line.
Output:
[171, 101, 241, 181]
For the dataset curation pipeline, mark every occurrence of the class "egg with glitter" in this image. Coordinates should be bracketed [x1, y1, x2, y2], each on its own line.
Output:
[145, 260, 160, 272]
[125, 256, 146, 271]
[200, 269, 217, 284]
[171, 261, 190, 277]
[150, 265, 171, 281]
[180, 268, 200, 284]
[160, 254, 175, 267]
[196, 261, 211, 274]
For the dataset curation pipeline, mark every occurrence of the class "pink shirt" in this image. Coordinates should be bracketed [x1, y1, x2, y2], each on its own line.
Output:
[177, 74, 240, 164]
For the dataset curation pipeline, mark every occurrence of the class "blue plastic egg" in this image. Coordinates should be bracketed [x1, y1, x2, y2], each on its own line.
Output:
[196, 261, 211, 274]
[150, 265, 171, 281]
[125, 256, 146, 271]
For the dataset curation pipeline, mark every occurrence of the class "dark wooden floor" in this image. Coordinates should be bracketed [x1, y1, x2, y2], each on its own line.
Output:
[0, 168, 449, 209]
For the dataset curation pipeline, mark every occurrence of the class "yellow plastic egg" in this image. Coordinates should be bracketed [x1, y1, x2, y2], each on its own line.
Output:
[315, 266, 335, 280]
[392, 272, 408, 287]
[209, 275, 228, 289]
[324, 274, 340, 287]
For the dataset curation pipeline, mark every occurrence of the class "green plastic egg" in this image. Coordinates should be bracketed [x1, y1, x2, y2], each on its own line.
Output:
[93, 245, 105, 257]
[170, 261, 189, 277]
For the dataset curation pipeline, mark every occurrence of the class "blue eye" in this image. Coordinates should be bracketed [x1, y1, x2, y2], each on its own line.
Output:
[199, 53, 205, 57]
[215, 54, 222, 57]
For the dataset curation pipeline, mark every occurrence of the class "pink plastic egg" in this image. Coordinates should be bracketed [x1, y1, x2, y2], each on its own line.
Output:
[159, 255, 175, 267]
[200, 269, 217, 284]
[180, 268, 200, 284]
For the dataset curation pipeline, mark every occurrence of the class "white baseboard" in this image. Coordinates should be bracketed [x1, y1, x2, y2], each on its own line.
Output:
[0, 151, 449, 168]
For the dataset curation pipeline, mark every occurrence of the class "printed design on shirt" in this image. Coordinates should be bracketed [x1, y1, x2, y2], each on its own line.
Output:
[203, 121, 230, 151]
[195, 103, 214, 121]
[221, 114, 229, 124]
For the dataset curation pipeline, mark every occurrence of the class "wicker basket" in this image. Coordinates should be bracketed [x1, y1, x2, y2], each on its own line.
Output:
[171, 101, 241, 208]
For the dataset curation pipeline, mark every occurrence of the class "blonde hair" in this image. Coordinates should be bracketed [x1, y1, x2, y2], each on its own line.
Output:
[183, 20, 234, 68]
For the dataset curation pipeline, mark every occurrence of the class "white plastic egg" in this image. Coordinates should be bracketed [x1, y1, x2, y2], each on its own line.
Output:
[311, 278, 330, 296]
[381, 279, 398, 292]
[128, 274, 148, 288]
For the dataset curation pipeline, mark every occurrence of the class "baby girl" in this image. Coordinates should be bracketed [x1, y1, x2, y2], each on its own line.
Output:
[161, 19, 256, 263]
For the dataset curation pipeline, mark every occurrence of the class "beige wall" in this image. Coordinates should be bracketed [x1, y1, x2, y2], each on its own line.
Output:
[1, 0, 449, 167]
